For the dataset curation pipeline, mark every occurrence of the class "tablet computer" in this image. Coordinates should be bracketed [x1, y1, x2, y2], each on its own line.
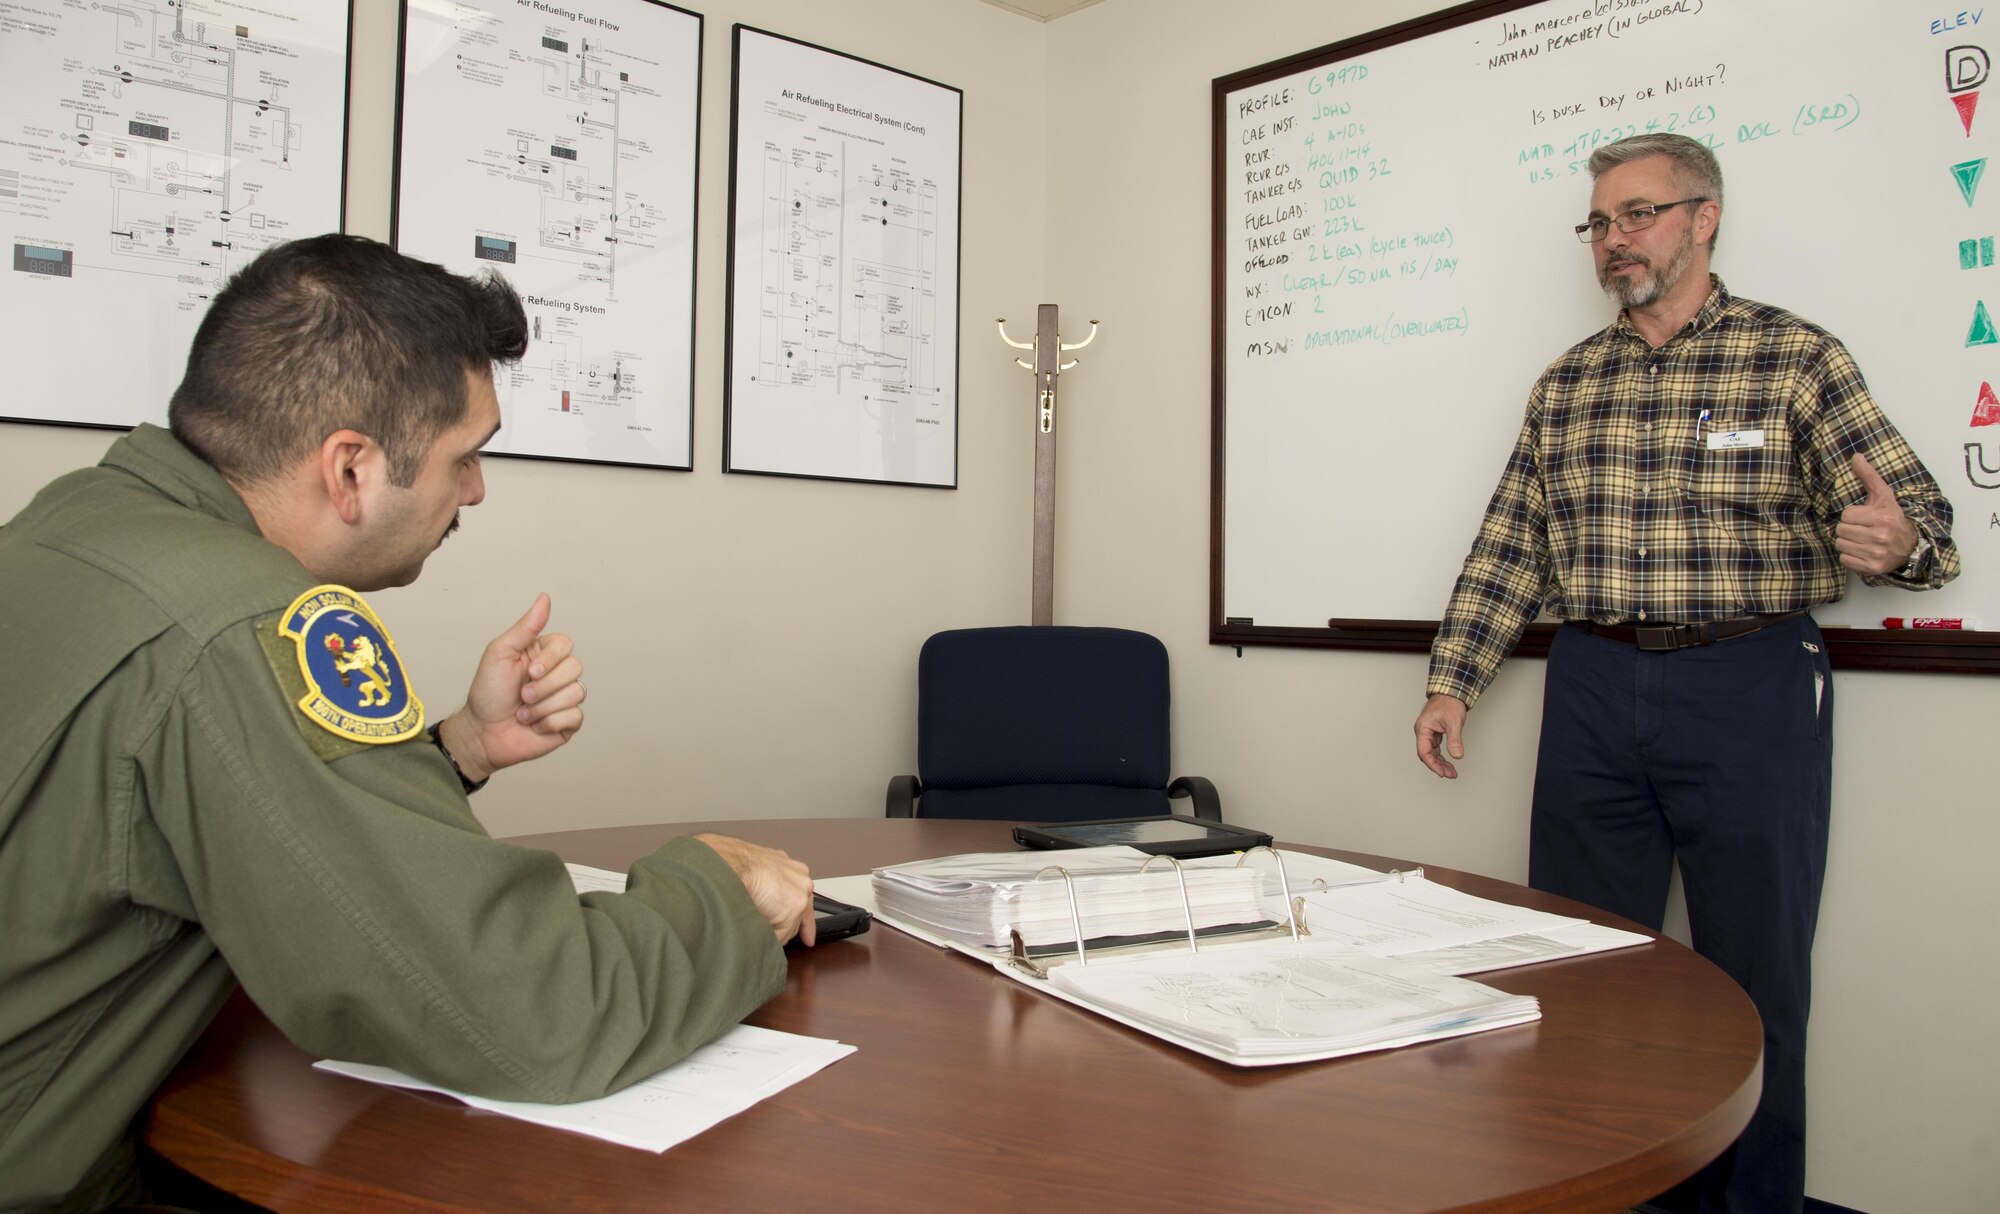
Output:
[1012, 814, 1274, 859]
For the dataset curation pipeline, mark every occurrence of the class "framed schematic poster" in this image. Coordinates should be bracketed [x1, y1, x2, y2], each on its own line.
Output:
[0, 1, 351, 430]
[394, 0, 702, 469]
[724, 25, 962, 487]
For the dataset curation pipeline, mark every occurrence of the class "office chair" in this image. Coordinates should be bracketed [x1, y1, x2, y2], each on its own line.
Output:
[885, 626, 1221, 822]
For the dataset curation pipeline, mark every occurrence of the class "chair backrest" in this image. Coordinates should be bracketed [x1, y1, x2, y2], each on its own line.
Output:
[915, 626, 1173, 821]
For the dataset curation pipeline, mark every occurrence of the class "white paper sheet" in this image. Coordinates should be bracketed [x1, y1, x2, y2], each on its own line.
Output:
[1396, 923, 1653, 976]
[316, 1024, 854, 1153]
[1046, 939, 1541, 1060]
[1296, 873, 1588, 954]
[564, 862, 627, 894]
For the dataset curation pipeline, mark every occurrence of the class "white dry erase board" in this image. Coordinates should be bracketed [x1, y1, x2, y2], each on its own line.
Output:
[1212, 0, 2000, 673]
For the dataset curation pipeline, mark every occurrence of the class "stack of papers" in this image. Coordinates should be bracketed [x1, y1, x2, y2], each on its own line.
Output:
[1046, 940, 1541, 1062]
[872, 846, 1270, 949]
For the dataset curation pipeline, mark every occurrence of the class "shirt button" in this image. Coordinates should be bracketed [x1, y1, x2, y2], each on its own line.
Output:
[1641, 423, 1652, 432]
[1637, 547, 1648, 557]
[1650, 365, 1659, 376]
[1637, 610, 1649, 621]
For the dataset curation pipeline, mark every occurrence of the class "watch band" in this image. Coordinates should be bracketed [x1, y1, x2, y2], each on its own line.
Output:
[1899, 536, 1932, 581]
[428, 720, 490, 794]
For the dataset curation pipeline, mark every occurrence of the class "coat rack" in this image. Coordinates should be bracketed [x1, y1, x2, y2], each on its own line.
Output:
[998, 305, 1097, 625]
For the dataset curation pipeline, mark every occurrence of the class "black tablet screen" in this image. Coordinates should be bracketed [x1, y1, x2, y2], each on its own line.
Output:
[1046, 819, 1238, 847]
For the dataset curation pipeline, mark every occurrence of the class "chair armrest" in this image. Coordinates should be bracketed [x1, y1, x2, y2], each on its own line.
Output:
[1167, 775, 1222, 822]
[886, 774, 922, 818]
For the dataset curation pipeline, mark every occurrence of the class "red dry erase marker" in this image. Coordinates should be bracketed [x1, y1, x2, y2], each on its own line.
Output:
[1881, 617, 1977, 629]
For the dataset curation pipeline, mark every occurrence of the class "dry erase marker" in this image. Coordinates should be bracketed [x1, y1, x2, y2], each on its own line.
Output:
[1881, 617, 1980, 629]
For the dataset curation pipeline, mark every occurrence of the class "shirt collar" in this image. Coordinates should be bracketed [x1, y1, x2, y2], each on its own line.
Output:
[99, 423, 261, 533]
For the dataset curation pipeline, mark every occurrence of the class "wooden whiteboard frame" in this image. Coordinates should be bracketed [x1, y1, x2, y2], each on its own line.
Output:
[1208, 0, 2000, 675]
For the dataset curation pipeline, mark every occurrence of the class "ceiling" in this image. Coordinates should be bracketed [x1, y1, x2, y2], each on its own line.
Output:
[976, 0, 1108, 21]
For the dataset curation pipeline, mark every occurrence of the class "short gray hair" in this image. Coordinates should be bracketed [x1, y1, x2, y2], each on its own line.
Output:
[1587, 133, 1723, 250]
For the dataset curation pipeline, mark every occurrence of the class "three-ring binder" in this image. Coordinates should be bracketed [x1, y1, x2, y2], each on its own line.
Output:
[862, 846, 1627, 1066]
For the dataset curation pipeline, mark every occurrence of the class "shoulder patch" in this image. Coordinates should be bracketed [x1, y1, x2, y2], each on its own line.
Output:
[256, 625, 367, 762]
[270, 585, 425, 746]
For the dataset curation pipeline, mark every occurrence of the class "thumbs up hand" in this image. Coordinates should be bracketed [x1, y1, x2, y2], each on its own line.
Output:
[1834, 453, 1921, 576]
[437, 593, 588, 786]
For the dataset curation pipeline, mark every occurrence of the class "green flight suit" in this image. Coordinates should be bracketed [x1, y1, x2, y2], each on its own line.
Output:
[0, 425, 787, 1213]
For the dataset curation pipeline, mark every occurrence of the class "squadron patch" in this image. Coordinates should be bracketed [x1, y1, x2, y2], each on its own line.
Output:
[277, 585, 425, 745]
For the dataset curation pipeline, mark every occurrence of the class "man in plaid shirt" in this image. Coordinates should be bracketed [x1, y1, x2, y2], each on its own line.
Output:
[1412, 133, 1958, 1214]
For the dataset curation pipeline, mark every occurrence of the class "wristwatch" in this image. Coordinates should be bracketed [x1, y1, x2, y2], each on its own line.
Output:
[1898, 536, 1933, 582]
[428, 720, 490, 794]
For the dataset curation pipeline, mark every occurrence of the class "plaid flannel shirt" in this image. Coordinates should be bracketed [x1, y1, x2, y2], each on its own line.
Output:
[1428, 278, 1959, 707]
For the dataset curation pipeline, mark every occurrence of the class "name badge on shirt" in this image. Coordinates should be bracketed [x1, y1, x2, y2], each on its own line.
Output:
[1705, 429, 1765, 450]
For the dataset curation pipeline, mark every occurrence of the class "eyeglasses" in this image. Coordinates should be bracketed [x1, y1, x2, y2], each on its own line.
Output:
[1573, 198, 1707, 243]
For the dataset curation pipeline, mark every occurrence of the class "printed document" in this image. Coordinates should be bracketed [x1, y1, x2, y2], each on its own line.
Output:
[1297, 874, 1586, 953]
[1047, 939, 1540, 1061]
[316, 1025, 854, 1153]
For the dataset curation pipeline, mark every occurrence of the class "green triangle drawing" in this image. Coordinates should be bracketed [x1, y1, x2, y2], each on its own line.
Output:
[1954, 158, 1988, 206]
[1969, 300, 1999, 346]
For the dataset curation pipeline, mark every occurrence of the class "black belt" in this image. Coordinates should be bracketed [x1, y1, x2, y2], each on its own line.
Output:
[1571, 611, 1806, 652]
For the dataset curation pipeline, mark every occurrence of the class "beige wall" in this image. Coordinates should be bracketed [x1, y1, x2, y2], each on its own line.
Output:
[0, 0, 1990, 1208]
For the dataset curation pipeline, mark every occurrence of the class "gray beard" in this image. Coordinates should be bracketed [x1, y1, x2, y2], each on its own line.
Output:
[1601, 228, 1695, 309]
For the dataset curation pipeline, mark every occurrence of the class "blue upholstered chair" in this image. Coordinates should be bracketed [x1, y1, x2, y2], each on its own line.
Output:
[884, 626, 1221, 822]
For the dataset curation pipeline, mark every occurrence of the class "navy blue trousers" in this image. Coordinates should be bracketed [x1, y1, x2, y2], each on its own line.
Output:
[1529, 616, 1832, 1214]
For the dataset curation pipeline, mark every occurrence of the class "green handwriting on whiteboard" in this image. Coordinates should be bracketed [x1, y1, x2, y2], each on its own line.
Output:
[1515, 96, 1862, 185]
[1299, 307, 1472, 353]
[1280, 252, 1464, 303]
[1791, 94, 1861, 133]
[1304, 64, 1371, 94]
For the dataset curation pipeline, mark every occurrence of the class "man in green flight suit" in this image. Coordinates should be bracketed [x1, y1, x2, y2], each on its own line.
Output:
[0, 234, 818, 1213]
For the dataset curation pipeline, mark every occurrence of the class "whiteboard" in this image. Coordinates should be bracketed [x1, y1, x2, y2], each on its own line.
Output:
[395, 0, 702, 469]
[1213, 0, 2000, 662]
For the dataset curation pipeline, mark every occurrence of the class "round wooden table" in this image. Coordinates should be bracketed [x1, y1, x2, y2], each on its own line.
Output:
[143, 818, 1761, 1213]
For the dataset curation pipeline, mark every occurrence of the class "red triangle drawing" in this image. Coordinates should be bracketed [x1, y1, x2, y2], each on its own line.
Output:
[1955, 90, 1981, 136]
[1975, 381, 2000, 426]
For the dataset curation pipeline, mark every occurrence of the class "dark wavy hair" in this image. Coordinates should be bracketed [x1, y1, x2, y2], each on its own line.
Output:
[169, 234, 527, 487]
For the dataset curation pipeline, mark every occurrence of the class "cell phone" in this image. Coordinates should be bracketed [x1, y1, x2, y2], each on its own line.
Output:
[791, 892, 872, 947]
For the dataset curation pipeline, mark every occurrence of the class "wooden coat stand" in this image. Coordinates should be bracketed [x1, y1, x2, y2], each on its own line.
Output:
[998, 305, 1096, 626]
